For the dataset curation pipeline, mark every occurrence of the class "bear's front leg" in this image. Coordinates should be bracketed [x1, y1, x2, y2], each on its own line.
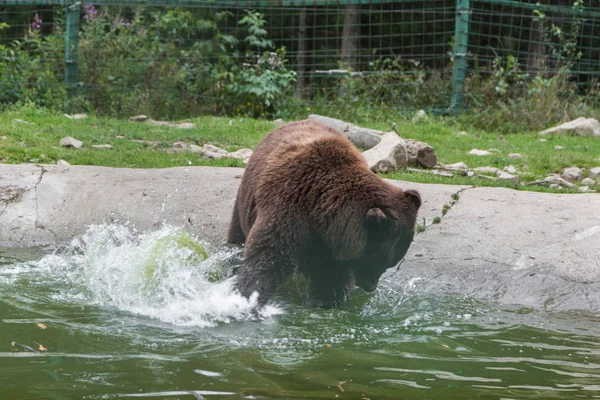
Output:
[307, 266, 355, 308]
[233, 219, 296, 306]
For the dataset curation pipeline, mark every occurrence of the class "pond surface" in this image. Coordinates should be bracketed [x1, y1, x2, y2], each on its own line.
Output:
[1, 225, 600, 399]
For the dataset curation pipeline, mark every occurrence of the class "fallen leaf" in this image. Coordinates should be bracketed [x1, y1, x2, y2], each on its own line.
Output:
[38, 344, 47, 351]
[36, 323, 47, 330]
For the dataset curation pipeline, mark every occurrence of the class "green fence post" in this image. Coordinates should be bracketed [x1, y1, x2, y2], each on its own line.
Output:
[65, 1, 80, 101]
[450, 0, 470, 112]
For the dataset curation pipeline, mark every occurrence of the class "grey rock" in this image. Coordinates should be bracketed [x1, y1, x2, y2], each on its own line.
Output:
[473, 166, 500, 175]
[91, 144, 113, 150]
[59, 136, 83, 149]
[578, 186, 594, 193]
[405, 139, 437, 169]
[503, 165, 517, 175]
[64, 113, 87, 120]
[581, 177, 596, 186]
[172, 141, 189, 150]
[203, 144, 228, 155]
[540, 117, 600, 137]
[589, 167, 600, 179]
[308, 114, 381, 150]
[555, 145, 565, 150]
[456, 131, 469, 136]
[508, 153, 523, 160]
[149, 119, 195, 129]
[272, 118, 284, 126]
[57, 160, 70, 166]
[128, 115, 149, 122]
[411, 109, 427, 122]
[444, 162, 469, 172]
[188, 145, 203, 154]
[362, 132, 408, 172]
[497, 171, 519, 182]
[539, 138, 547, 142]
[468, 149, 492, 156]
[228, 148, 253, 161]
[561, 167, 584, 182]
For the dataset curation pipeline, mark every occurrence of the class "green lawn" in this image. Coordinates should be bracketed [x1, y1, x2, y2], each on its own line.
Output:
[1, 106, 598, 193]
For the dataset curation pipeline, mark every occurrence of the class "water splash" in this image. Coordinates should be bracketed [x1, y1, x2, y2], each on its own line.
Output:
[24, 224, 283, 327]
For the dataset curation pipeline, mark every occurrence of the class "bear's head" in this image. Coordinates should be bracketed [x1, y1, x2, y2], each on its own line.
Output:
[348, 189, 422, 292]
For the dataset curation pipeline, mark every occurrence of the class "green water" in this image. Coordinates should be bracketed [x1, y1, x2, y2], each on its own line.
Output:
[1, 226, 600, 400]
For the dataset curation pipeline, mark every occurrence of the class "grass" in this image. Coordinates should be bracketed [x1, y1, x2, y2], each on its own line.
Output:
[1, 105, 599, 193]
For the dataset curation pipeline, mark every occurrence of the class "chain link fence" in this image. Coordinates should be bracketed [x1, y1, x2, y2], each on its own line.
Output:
[1, 0, 599, 121]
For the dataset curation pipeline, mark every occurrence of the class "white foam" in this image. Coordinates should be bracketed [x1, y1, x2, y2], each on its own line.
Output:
[30, 224, 283, 327]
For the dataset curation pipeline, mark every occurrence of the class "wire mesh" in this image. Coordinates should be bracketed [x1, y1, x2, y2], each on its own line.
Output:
[1, 0, 600, 119]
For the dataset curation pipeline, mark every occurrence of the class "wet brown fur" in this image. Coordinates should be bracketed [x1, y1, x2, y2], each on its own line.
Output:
[228, 120, 421, 307]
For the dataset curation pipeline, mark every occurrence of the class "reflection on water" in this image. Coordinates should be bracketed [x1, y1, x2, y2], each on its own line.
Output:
[1, 224, 600, 399]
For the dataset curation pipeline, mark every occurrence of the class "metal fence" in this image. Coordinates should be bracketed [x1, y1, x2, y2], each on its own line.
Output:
[1, 0, 599, 117]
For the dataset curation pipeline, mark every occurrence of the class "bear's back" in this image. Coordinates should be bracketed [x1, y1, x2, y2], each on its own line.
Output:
[251, 120, 366, 177]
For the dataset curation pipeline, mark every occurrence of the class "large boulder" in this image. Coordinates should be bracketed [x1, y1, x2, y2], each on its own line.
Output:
[405, 139, 437, 168]
[361, 132, 408, 173]
[539, 117, 600, 137]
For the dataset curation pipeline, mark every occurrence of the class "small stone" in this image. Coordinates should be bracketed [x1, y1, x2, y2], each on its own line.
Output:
[473, 166, 500, 175]
[228, 148, 253, 160]
[589, 167, 600, 179]
[555, 145, 565, 150]
[561, 167, 584, 182]
[201, 150, 225, 159]
[488, 148, 501, 153]
[456, 131, 468, 136]
[272, 118, 284, 126]
[578, 186, 594, 193]
[445, 162, 469, 171]
[229, 120, 233, 126]
[468, 149, 492, 156]
[543, 174, 575, 188]
[549, 184, 560, 189]
[12, 119, 31, 125]
[57, 159, 70, 166]
[115, 135, 125, 139]
[202, 144, 228, 155]
[467, 171, 475, 177]
[172, 141, 189, 150]
[1, 136, 6, 140]
[508, 153, 522, 160]
[433, 170, 455, 178]
[64, 113, 87, 120]
[581, 177, 596, 186]
[503, 165, 517, 174]
[539, 138, 547, 142]
[129, 115, 149, 122]
[498, 135, 505, 141]
[91, 144, 112, 150]
[412, 109, 427, 122]
[497, 171, 519, 182]
[59, 136, 83, 149]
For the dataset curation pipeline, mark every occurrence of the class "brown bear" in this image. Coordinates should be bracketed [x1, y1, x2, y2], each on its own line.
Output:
[228, 119, 421, 307]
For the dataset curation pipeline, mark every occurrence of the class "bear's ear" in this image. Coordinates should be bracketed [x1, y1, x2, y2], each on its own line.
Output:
[403, 189, 421, 209]
[366, 208, 387, 225]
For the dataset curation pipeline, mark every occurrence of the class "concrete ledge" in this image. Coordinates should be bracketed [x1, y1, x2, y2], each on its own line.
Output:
[1, 164, 599, 312]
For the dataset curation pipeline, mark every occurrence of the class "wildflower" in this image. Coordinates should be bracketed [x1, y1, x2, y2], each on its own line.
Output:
[31, 13, 42, 30]
[83, 4, 98, 21]
[536, 99, 540, 102]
